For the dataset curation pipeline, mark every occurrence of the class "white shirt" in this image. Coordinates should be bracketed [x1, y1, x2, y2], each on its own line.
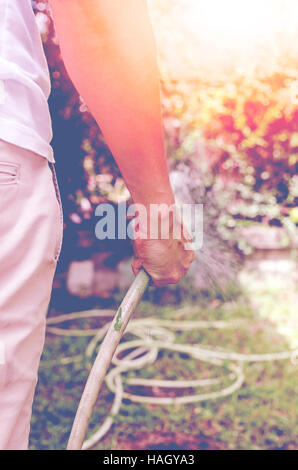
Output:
[0, 0, 53, 161]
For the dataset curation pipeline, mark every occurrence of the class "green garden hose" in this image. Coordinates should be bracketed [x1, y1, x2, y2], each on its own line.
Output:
[67, 268, 150, 450]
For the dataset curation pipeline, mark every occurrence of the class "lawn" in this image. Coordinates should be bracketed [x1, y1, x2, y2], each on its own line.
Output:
[30, 258, 297, 450]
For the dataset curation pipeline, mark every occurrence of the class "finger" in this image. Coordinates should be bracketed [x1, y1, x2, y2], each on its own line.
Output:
[131, 258, 142, 277]
[182, 248, 195, 267]
[152, 269, 183, 287]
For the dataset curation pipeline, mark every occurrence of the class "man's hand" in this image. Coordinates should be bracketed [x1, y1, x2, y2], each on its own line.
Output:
[131, 204, 194, 286]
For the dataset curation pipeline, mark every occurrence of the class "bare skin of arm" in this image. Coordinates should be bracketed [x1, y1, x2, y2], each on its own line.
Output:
[49, 0, 194, 285]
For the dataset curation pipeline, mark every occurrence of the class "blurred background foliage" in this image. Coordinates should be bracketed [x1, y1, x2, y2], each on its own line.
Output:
[32, 0, 298, 263]
[162, 75, 298, 254]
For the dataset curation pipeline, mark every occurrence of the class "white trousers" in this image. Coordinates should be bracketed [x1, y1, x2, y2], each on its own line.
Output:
[0, 140, 62, 449]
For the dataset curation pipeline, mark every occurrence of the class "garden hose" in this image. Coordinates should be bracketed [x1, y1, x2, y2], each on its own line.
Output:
[66, 268, 150, 450]
[44, 274, 297, 450]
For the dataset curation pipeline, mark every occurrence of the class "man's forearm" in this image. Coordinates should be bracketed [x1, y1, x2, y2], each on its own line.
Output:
[49, 0, 174, 206]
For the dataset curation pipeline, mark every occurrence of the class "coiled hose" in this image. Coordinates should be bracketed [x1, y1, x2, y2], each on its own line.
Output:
[44, 269, 297, 450]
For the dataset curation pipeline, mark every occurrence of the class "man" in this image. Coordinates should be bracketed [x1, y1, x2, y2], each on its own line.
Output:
[0, 0, 194, 449]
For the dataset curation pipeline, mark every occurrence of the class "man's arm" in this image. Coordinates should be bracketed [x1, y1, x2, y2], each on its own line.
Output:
[49, 0, 194, 285]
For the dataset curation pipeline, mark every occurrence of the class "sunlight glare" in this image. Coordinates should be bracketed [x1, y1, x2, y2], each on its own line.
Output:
[190, 0, 280, 43]
[149, 0, 298, 79]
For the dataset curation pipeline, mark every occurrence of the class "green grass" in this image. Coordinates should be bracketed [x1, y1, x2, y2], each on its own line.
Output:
[30, 276, 297, 450]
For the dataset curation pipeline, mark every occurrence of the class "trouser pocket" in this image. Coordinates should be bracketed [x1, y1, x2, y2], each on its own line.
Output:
[0, 162, 20, 185]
